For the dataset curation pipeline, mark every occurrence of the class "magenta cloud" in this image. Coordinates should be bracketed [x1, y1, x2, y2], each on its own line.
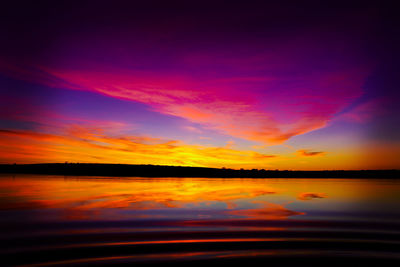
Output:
[1, 28, 371, 145]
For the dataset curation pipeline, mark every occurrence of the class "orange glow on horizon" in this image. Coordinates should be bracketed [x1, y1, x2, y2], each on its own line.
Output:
[1, 125, 398, 170]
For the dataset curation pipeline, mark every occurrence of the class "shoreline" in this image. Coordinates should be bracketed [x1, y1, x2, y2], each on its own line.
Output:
[0, 163, 399, 178]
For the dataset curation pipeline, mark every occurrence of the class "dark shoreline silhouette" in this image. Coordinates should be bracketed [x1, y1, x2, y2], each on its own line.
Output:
[0, 163, 399, 178]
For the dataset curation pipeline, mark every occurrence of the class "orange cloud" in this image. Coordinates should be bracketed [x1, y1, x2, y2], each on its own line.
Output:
[0, 126, 277, 169]
[297, 149, 326, 157]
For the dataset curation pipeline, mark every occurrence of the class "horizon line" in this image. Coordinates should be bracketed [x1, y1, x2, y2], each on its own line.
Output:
[0, 163, 398, 172]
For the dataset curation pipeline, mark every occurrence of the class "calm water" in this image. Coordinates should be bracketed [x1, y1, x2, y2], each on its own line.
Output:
[1, 175, 400, 266]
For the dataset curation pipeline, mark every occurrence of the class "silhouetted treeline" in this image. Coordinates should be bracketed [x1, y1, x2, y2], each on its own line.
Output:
[0, 163, 399, 178]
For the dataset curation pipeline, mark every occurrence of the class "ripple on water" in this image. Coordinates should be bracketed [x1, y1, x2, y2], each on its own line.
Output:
[0, 176, 400, 266]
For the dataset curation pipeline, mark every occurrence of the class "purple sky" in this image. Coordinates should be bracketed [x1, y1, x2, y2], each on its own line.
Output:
[0, 1, 399, 169]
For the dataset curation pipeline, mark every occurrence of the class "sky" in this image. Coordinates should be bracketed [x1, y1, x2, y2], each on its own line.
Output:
[0, 1, 399, 170]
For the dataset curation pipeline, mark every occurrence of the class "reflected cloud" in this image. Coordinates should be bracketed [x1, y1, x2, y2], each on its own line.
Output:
[0, 177, 279, 221]
[228, 202, 304, 220]
[297, 192, 327, 201]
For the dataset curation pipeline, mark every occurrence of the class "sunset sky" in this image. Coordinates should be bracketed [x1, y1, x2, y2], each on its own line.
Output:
[0, 1, 399, 170]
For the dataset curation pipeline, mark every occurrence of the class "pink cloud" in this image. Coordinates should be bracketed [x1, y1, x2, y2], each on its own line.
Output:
[1, 35, 370, 144]
[340, 98, 388, 123]
[37, 66, 365, 144]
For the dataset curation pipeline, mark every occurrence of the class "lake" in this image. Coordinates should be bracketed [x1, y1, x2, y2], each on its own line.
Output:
[1, 175, 399, 266]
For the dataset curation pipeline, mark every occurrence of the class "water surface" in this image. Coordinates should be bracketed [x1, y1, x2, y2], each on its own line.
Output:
[1, 175, 399, 266]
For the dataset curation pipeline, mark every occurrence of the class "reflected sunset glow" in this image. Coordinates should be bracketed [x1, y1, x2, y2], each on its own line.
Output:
[0, 1, 399, 265]
[1, 175, 400, 265]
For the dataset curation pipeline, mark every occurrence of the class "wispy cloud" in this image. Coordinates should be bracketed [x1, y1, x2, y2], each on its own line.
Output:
[297, 149, 326, 157]
[339, 98, 387, 123]
[42, 67, 365, 145]
[1, 33, 369, 145]
[0, 126, 277, 168]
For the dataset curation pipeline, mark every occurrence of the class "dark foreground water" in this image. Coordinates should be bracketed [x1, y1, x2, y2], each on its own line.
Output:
[0, 175, 400, 266]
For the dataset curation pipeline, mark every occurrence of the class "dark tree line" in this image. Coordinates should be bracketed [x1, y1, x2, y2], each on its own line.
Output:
[0, 163, 398, 178]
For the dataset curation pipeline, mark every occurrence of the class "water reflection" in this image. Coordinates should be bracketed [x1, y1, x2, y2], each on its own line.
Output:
[0, 175, 400, 265]
[297, 192, 327, 200]
[0, 176, 291, 221]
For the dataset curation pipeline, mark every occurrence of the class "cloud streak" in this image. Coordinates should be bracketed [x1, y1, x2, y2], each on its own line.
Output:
[0, 126, 277, 168]
[297, 149, 326, 157]
[40, 64, 366, 145]
[0, 27, 369, 145]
